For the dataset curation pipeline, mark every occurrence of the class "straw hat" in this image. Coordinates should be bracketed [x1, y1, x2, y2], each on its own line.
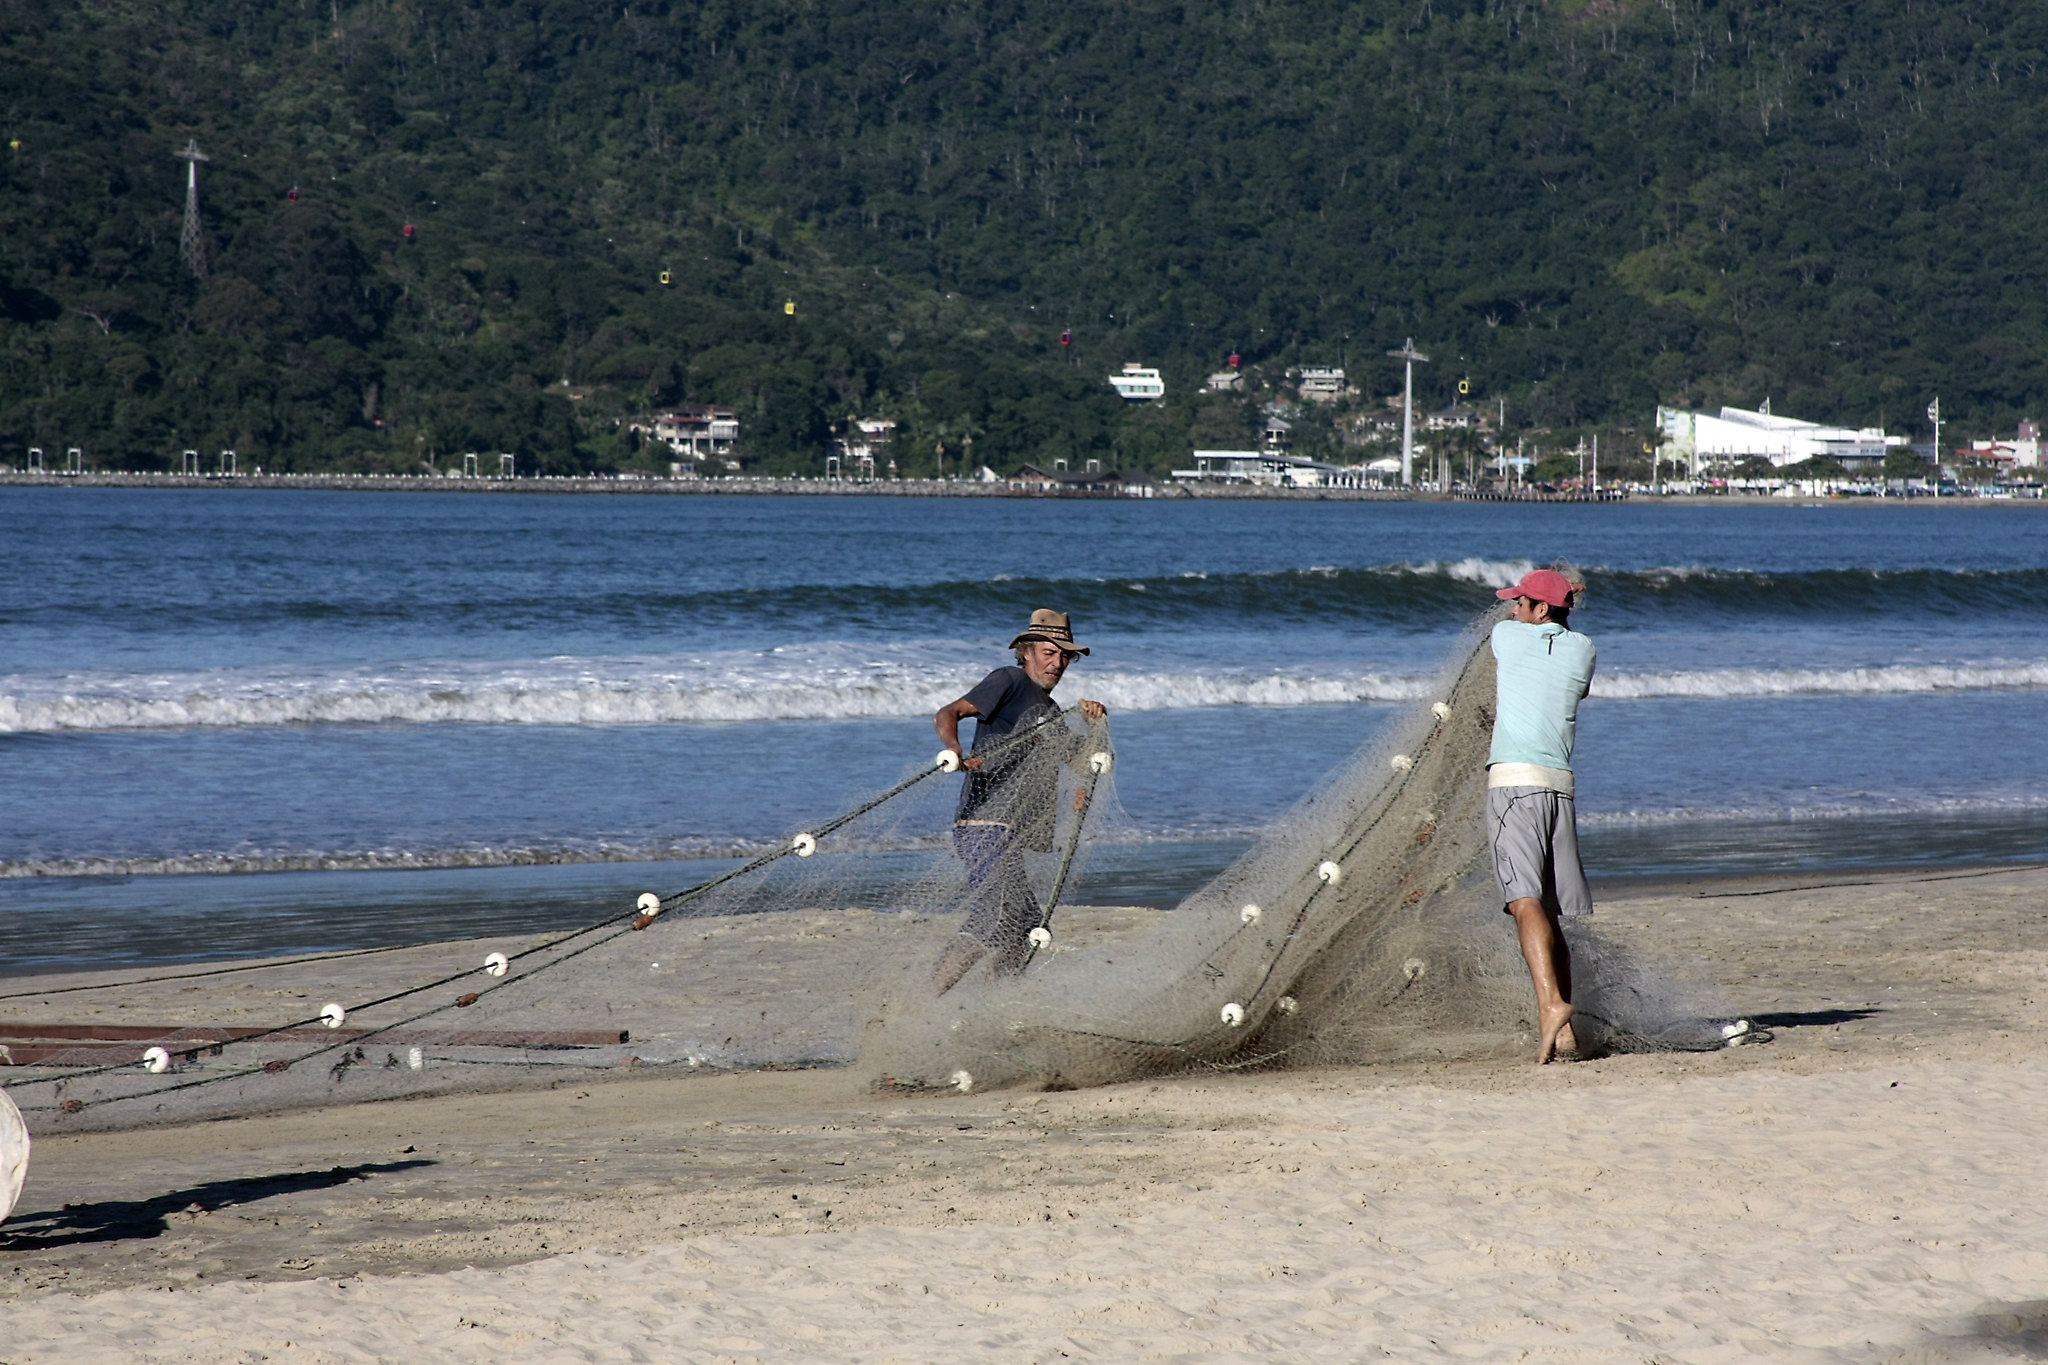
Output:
[1009, 608, 1090, 656]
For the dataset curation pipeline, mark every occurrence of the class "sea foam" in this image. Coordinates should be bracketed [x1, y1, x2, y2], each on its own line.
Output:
[3, 653, 2044, 733]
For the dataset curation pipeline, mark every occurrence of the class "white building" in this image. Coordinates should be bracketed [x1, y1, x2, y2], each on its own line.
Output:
[1108, 364, 1165, 401]
[640, 404, 740, 461]
[1171, 450, 1373, 489]
[1968, 421, 2041, 468]
[1206, 370, 1245, 393]
[1295, 367, 1349, 402]
[1657, 404, 1905, 470]
[834, 417, 896, 478]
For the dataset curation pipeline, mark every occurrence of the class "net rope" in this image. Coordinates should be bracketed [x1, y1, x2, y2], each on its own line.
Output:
[1, 617, 1755, 1135]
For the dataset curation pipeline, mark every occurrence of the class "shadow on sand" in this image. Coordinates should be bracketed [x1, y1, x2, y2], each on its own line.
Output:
[0, 1160, 435, 1251]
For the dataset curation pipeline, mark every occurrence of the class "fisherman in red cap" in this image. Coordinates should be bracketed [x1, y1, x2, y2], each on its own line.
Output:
[930, 610, 1109, 994]
[1487, 567, 1596, 1062]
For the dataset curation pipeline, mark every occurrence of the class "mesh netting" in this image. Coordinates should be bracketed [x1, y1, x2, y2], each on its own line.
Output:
[867, 616, 1752, 1091]
[0, 613, 1752, 1138]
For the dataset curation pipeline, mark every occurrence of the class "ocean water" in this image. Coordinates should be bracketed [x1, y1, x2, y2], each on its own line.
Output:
[2, 487, 2043, 968]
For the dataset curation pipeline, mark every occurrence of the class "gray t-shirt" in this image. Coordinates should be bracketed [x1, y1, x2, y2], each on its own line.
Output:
[955, 665, 1061, 828]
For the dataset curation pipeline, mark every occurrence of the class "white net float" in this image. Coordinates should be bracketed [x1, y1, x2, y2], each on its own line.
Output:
[1220, 1002, 1245, 1027]
[1276, 996, 1299, 1014]
[0, 1089, 27, 1223]
[482, 952, 509, 978]
[1088, 750, 1114, 774]
[1432, 701, 1452, 720]
[1402, 957, 1427, 982]
[1390, 753, 1414, 772]
[950, 1069, 974, 1093]
[1317, 860, 1343, 885]
[1240, 904, 1262, 925]
[320, 1003, 347, 1029]
[791, 832, 817, 857]
[142, 1046, 172, 1074]
[934, 749, 961, 773]
[636, 892, 661, 913]
[407, 1047, 424, 1070]
[1028, 927, 1051, 948]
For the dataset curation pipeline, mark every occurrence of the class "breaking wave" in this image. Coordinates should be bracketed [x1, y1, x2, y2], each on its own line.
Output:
[22, 561, 2045, 640]
[3, 653, 2044, 733]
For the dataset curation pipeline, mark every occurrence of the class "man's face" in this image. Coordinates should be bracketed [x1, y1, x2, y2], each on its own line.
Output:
[1021, 640, 1075, 689]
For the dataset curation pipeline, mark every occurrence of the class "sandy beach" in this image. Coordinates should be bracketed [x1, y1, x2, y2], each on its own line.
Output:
[4, 863, 2048, 1362]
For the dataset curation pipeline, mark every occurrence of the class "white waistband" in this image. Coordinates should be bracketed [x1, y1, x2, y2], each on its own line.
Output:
[1487, 762, 1574, 796]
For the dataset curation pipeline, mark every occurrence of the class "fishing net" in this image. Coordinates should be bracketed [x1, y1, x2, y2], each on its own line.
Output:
[0, 612, 1754, 1140]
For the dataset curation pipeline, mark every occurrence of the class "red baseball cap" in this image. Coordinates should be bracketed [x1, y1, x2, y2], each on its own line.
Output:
[1495, 569, 1576, 608]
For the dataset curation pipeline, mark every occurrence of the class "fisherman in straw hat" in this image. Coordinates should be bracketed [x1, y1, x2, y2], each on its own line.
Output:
[1487, 567, 1596, 1063]
[931, 609, 1109, 995]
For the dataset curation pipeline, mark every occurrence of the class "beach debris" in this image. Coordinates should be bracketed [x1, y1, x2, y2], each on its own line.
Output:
[1028, 927, 1052, 948]
[483, 952, 509, 977]
[1220, 1002, 1245, 1027]
[792, 832, 817, 858]
[1317, 860, 1343, 886]
[1241, 904, 1262, 925]
[320, 1003, 346, 1029]
[934, 749, 961, 773]
[950, 1069, 973, 1093]
[142, 1046, 171, 1074]
[1089, 751, 1114, 774]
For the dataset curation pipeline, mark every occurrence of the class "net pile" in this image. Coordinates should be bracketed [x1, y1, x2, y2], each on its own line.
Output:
[1, 613, 1750, 1139]
[869, 616, 1750, 1092]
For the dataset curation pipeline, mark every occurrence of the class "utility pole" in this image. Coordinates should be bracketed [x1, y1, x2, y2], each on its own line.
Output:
[1387, 338, 1429, 486]
[173, 139, 210, 279]
[1927, 396, 1942, 498]
[1591, 433, 1598, 497]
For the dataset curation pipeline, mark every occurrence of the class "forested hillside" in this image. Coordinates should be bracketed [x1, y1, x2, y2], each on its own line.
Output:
[2, 0, 2043, 474]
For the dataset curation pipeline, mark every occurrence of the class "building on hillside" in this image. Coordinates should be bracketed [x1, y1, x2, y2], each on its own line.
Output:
[1426, 405, 1479, 431]
[832, 417, 896, 478]
[1261, 415, 1292, 450]
[1108, 363, 1166, 401]
[1294, 366, 1350, 402]
[1171, 450, 1372, 489]
[1206, 370, 1245, 393]
[1657, 404, 1906, 471]
[636, 404, 740, 463]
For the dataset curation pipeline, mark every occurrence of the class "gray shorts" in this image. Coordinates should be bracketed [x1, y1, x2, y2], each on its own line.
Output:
[1486, 786, 1593, 918]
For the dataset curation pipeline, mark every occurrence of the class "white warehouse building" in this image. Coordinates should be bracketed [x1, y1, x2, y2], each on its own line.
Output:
[1658, 404, 1907, 470]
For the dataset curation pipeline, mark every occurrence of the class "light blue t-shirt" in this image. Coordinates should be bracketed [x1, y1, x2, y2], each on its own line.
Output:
[1488, 620, 1596, 772]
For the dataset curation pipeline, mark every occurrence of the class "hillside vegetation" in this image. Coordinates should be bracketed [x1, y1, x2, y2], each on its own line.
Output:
[2, 0, 2043, 474]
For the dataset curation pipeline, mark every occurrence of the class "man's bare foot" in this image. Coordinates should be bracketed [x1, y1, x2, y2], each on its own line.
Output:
[932, 937, 986, 996]
[1536, 1003, 1576, 1064]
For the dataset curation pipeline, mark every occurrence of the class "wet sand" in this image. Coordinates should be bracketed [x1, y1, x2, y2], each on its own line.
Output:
[4, 864, 2048, 1361]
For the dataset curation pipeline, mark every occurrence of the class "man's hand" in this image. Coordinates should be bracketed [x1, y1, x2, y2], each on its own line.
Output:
[1077, 699, 1107, 723]
[960, 752, 983, 772]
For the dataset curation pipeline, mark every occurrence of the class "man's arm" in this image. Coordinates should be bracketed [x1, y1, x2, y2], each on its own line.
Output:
[935, 697, 984, 771]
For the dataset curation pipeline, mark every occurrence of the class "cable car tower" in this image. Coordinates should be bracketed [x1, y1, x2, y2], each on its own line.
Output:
[1385, 338, 1429, 485]
[173, 139, 210, 278]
